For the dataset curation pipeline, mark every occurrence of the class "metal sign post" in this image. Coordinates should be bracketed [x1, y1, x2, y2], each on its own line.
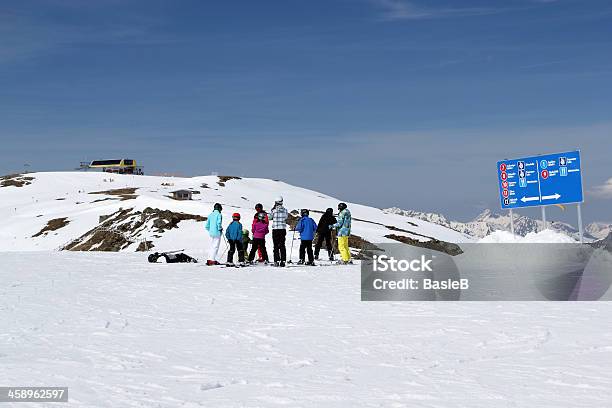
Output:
[509, 209, 514, 235]
[577, 203, 584, 243]
[541, 206, 547, 231]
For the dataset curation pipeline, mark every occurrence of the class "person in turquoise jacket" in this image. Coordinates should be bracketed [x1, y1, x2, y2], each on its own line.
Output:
[225, 213, 245, 266]
[330, 202, 352, 264]
[205, 203, 223, 265]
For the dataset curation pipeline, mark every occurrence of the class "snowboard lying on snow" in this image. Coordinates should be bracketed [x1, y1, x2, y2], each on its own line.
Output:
[148, 250, 198, 263]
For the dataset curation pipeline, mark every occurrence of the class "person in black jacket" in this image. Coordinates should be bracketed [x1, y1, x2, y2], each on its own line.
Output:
[314, 208, 337, 261]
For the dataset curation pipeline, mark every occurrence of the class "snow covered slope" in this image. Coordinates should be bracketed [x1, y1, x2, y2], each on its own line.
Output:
[0, 172, 471, 255]
[2, 251, 611, 407]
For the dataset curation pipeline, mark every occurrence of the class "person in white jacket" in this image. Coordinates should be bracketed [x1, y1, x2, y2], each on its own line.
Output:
[270, 196, 288, 267]
[205, 203, 223, 265]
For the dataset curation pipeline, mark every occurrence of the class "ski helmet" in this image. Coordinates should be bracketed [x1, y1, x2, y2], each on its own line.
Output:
[274, 196, 283, 205]
[300, 208, 309, 217]
[325, 208, 333, 215]
[232, 212, 241, 220]
[255, 203, 263, 211]
[214, 203, 222, 212]
[257, 212, 266, 221]
[338, 202, 347, 211]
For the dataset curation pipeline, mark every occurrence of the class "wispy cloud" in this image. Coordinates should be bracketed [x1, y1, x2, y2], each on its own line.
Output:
[369, 0, 516, 21]
[0, 7, 176, 65]
[519, 59, 570, 70]
[590, 178, 612, 199]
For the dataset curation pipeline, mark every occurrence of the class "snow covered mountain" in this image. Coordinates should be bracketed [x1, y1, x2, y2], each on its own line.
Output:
[384, 207, 606, 241]
[586, 222, 612, 240]
[0, 172, 471, 256]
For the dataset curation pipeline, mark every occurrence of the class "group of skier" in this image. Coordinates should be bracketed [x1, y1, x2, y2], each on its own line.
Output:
[204, 196, 352, 267]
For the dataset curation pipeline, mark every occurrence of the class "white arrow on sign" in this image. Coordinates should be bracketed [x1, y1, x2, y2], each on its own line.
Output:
[568, 169, 580, 173]
[542, 193, 561, 200]
[521, 196, 540, 202]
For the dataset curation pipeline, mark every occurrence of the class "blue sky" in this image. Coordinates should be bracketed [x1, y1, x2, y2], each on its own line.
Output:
[1, 0, 611, 224]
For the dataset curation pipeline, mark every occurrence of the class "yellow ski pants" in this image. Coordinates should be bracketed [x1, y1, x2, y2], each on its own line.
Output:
[337, 236, 351, 262]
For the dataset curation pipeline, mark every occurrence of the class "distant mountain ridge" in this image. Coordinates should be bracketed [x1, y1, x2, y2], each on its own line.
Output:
[384, 207, 610, 242]
[585, 222, 612, 240]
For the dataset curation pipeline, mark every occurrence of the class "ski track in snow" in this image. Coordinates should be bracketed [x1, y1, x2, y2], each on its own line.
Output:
[1, 252, 611, 407]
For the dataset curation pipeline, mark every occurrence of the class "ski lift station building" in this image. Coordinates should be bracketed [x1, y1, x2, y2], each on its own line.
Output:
[87, 159, 143, 175]
[171, 190, 192, 200]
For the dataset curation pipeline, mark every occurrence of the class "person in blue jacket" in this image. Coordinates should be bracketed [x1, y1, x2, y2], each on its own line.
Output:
[205, 203, 223, 266]
[295, 209, 317, 265]
[225, 213, 245, 266]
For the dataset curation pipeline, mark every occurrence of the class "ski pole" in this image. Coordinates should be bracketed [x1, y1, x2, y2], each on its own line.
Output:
[220, 235, 230, 261]
[287, 222, 298, 264]
[332, 231, 339, 259]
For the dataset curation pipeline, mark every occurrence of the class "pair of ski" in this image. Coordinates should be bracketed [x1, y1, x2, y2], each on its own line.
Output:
[220, 262, 279, 268]
[286, 261, 342, 268]
[220, 261, 340, 268]
[220, 262, 250, 268]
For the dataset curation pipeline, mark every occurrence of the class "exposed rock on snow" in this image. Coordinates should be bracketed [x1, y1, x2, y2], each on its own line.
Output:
[385, 233, 463, 255]
[136, 240, 154, 252]
[217, 175, 242, 187]
[89, 187, 139, 201]
[347, 234, 381, 258]
[64, 207, 206, 252]
[0, 173, 35, 188]
[32, 217, 70, 237]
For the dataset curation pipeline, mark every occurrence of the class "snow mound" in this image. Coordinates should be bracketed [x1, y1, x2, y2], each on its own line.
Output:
[479, 229, 577, 243]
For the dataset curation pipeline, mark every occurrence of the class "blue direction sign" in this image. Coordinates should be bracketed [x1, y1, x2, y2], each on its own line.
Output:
[497, 150, 583, 209]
